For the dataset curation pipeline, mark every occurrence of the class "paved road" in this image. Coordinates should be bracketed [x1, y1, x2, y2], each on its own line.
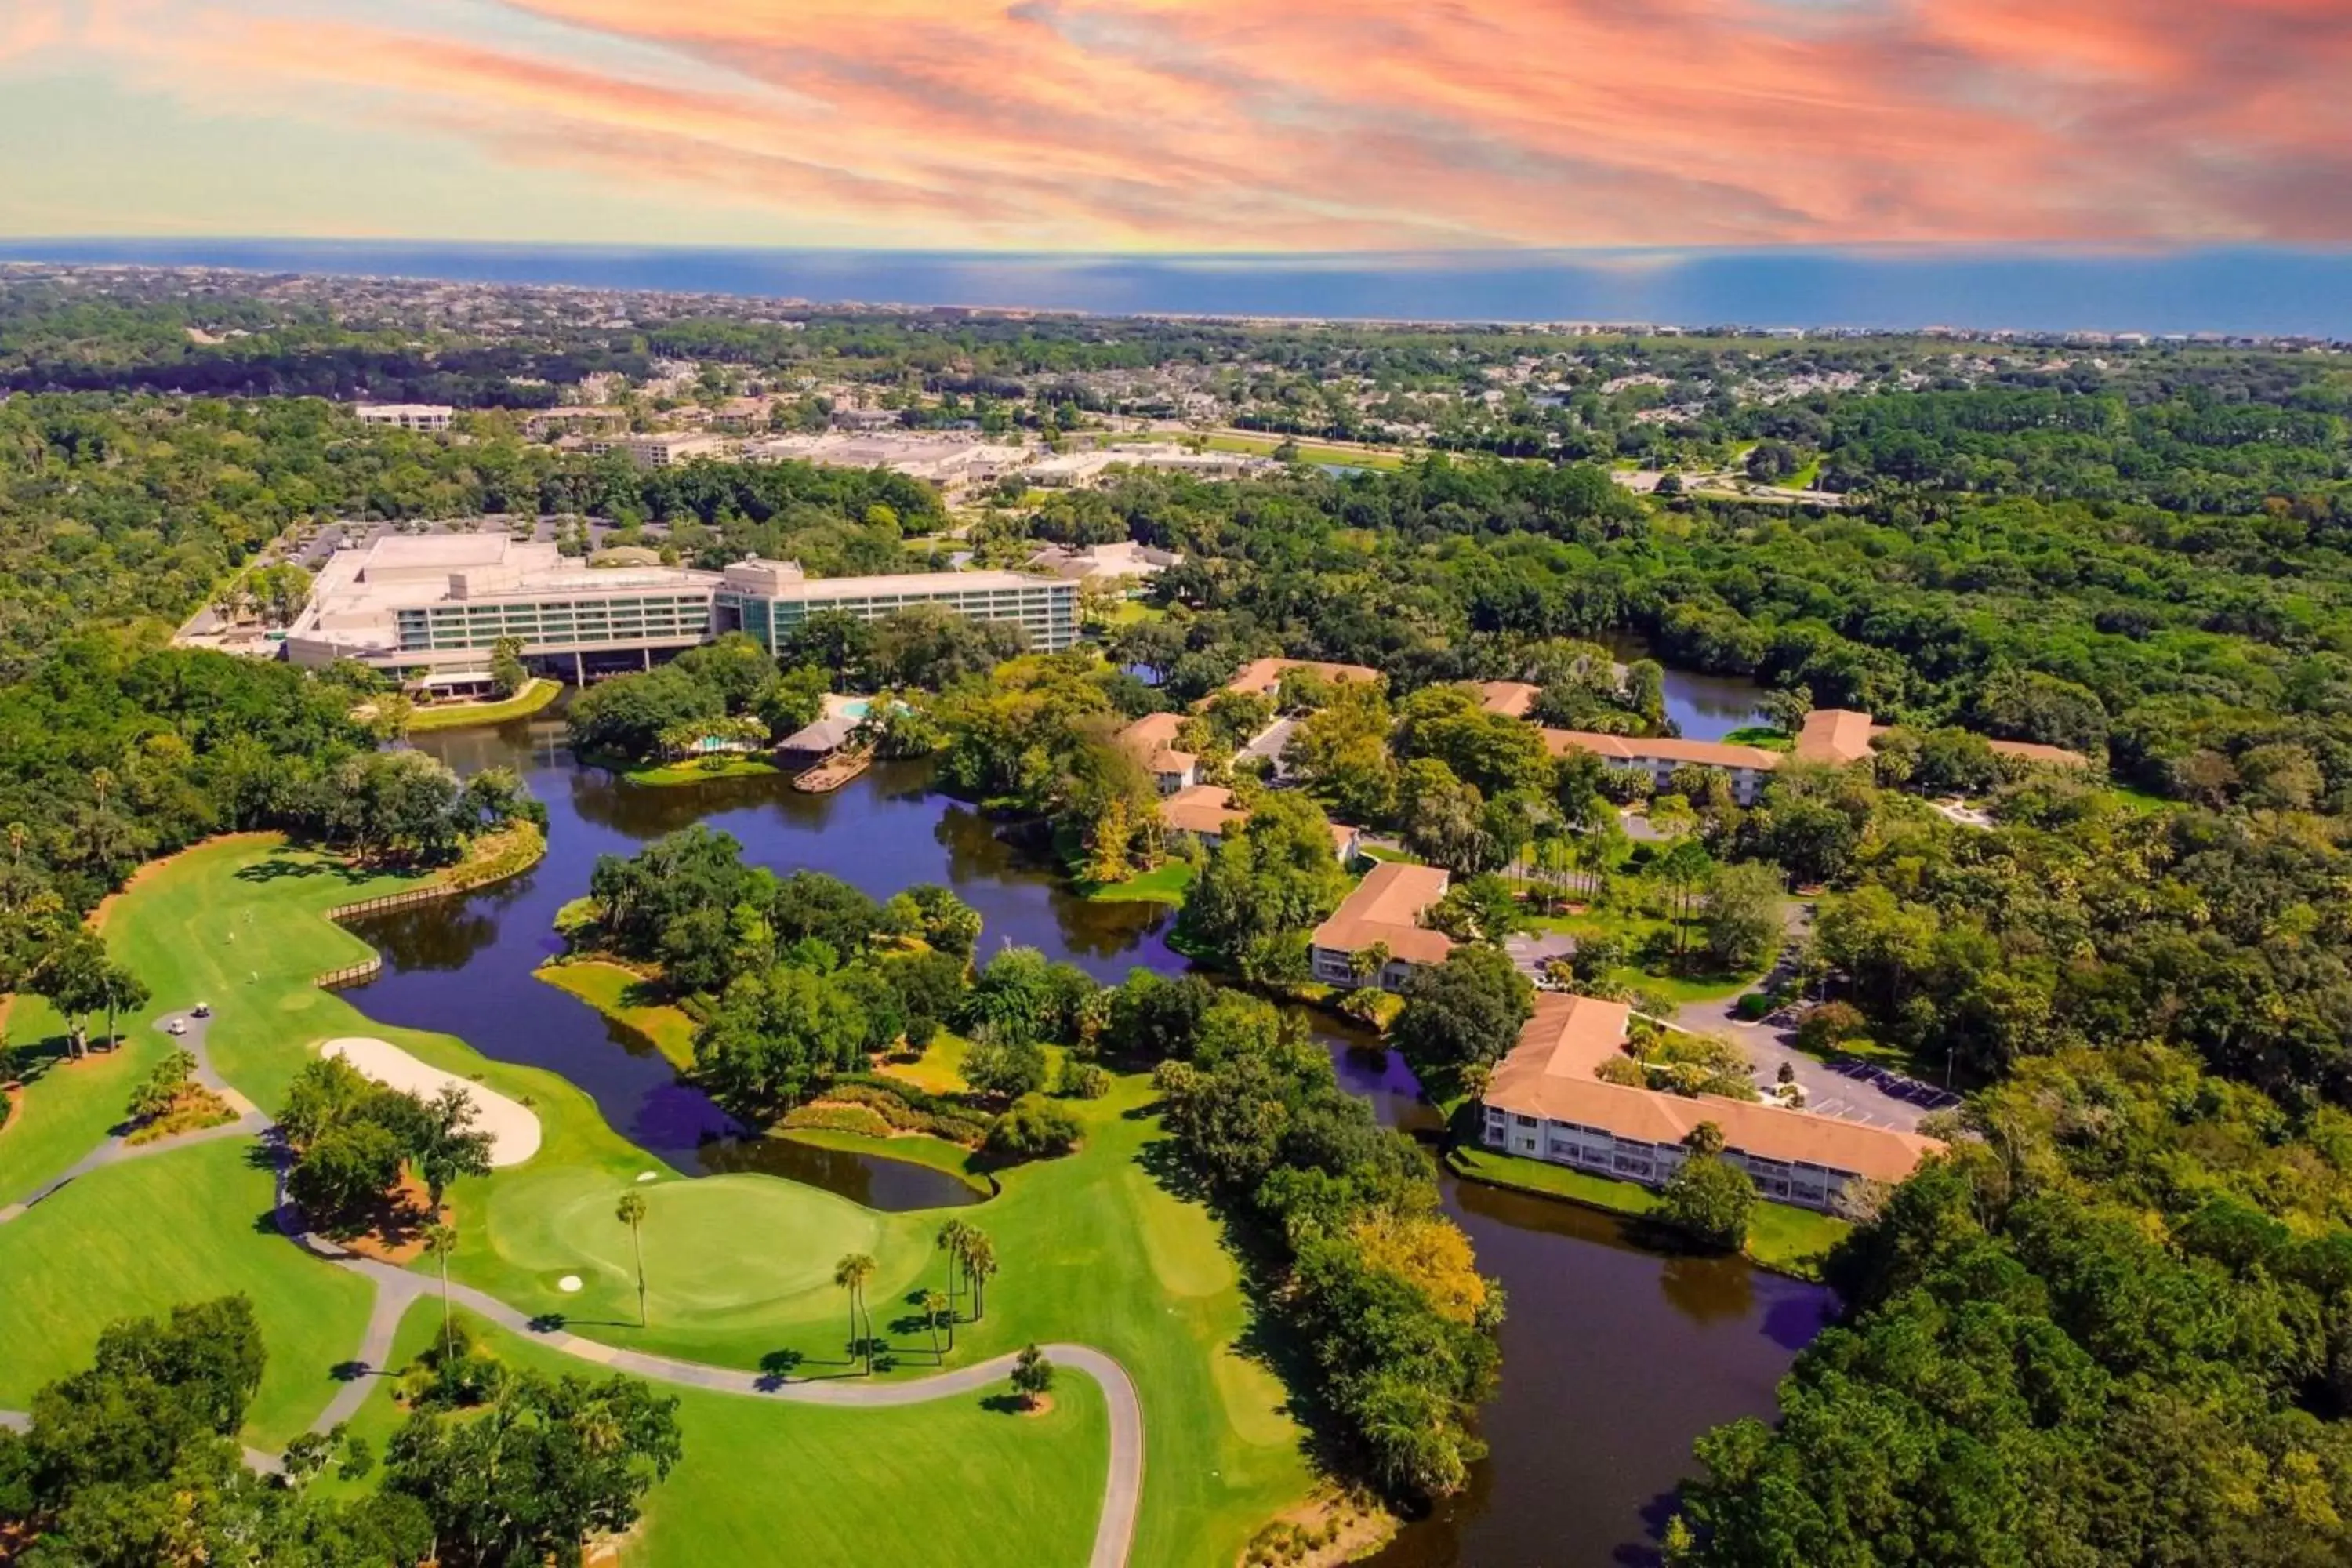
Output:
[5, 1007, 1146, 1565]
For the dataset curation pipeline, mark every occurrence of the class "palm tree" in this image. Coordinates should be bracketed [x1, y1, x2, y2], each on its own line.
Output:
[423, 1222, 459, 1361]
[958, 1230, 998, 1323]
[920, 1290, 950, 1360]
[615, 1191, 649, 1327]
[935, 1218, 973, 1314]
[833, 1252, 877, 1373]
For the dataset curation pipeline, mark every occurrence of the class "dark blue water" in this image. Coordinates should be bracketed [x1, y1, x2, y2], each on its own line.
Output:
[9, 239, 2351, 335]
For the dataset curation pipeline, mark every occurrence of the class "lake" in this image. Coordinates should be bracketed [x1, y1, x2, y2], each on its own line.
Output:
[375, 710, 1828, 1565]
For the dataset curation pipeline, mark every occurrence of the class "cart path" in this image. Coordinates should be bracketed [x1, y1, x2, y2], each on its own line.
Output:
[141, 1009, 1146, 1568]
[0, 1014, 265, 1225]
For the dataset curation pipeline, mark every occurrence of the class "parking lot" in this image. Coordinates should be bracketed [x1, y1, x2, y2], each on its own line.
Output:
[1802, 1055, 1962, 1124]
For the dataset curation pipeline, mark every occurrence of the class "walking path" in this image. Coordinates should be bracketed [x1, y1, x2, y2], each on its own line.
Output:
[0, 1014, 265, 1225]
[6, 1007, 1145, 1568]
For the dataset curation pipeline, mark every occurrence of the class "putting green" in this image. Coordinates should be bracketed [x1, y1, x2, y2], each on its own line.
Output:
[524, 1171, 893, 1315]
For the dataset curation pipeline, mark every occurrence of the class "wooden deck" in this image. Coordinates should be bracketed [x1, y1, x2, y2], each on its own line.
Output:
[791, 745, 874, 793]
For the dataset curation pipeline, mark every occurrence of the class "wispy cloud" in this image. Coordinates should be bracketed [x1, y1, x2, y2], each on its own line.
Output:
[14, 0, 2352, 248]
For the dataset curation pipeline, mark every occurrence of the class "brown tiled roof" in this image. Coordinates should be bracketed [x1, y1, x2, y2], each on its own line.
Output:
[1540, 729, 1784, 771]
[1792, 708, 1883, 765]
[1308, 861, 1454, 966]
[1477, 681, 1541, 718]
[1224, 657, 1383, 699]
[1161, 785, 1250, 836]
[1117, 713, 1197, 777]
[1484, 993, 1941, 1184]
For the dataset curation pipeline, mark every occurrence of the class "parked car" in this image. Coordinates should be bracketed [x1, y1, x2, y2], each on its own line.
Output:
[165, 1018, 188, 1036]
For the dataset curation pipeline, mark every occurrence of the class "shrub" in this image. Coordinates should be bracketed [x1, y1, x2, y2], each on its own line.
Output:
[1733, 991, 1776, 1021]
[1796, 1000, 1867, 1053]
[779, 1104, 894, 1138]
[1058, 1061, 1112, 1100]
[983, 1094, 1082, 1161]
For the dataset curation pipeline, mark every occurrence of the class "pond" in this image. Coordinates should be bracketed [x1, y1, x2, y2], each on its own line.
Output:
[377, 708, 1830, 1566]
[1605, 635, 1768, 742]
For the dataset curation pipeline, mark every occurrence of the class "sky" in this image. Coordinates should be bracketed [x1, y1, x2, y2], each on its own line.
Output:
[5, 0, 2352, 254]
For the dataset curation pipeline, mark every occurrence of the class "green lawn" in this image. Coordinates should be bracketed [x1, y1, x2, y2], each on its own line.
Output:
[0, 1136, 376, 1448]
[1196, 434, 1409, 471]
[405, 678, 561, 732]
[1447, 1145, 1849, 1280]
[537, 960, 699, 1070]
[626, 757, 784, 787]
[439, 1065, 1307, 1564]
[1081, 862, 1194, 905]
[2, 835, 431, 1206]
[326, 1304, 1109, 1567]
[27, 838, 1313, 1566]
[1521, 906, 1769, 1004]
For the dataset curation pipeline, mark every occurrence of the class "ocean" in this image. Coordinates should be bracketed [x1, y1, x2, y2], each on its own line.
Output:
[5, 240, 2350, 337]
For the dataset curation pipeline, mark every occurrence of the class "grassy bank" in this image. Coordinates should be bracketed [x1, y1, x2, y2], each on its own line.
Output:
[625, 755, 785, 787]
[535, 959, 699, 1070]
[1080, 862, 1195, 905]
[1446, 1145, 1849, 1281]
[405, 677, 561, 732]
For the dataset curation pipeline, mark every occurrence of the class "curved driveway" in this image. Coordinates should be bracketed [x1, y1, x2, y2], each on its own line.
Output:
[1, 1009, 1145, 1568]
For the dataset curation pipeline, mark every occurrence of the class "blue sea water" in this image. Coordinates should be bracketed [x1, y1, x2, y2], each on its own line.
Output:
[5, 240, 2350, 337]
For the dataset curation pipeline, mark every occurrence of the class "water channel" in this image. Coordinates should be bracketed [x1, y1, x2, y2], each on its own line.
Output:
[371, 705, 1829, 1566]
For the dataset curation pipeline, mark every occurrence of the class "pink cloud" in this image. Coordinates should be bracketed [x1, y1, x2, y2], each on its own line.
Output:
[64, 0, 2352, 247]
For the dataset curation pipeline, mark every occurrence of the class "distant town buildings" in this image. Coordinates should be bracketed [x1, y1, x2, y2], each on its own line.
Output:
[354, 403, 454, 432]
[1025, 541, 1183, 584]
[1481, 995, 1940, 1214]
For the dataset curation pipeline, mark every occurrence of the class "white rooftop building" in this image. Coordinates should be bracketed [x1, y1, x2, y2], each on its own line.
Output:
[354, 403, 454, 432]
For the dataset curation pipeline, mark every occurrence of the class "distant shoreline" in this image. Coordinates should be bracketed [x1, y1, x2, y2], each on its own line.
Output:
[6, 241, 2351, 339]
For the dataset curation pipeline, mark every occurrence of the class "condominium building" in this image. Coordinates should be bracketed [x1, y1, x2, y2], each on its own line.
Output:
[1540, 729, 1784, 804]
[1308, 861, 1454, 989]
[1223, 658, 1384, 703]
[354, 403, 454, 432]
[715, 560, 1080, 654]
[1117, 713, 1199, 793]
[584, 432, 731, 468]
[1479, 995, 1940, 1214]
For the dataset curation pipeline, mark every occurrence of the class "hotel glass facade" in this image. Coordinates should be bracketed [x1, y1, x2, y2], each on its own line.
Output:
[720, 577, 1078, 654]
[391, 590, 716, 655]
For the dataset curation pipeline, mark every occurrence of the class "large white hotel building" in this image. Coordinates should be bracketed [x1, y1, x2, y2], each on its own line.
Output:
[283, 535, 1077, 685]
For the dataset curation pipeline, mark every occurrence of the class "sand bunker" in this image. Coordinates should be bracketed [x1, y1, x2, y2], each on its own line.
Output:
[319, 1037, 542, 1167]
